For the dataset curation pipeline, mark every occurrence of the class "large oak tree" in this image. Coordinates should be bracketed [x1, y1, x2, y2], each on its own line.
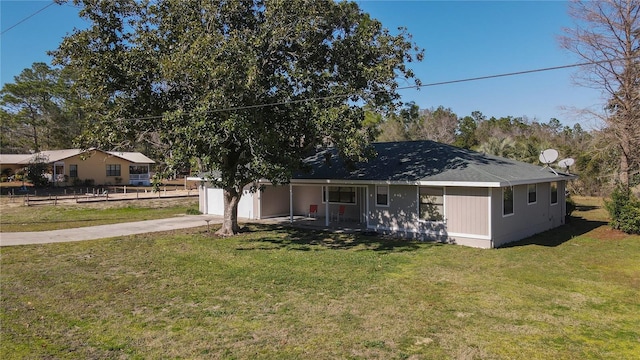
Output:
[53, 0, 422, 235]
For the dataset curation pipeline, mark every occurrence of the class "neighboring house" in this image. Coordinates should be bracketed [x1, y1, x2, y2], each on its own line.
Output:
[0, 154, 33, 178]
[0, 149, 155, 186]
[194, 141, 576, 248]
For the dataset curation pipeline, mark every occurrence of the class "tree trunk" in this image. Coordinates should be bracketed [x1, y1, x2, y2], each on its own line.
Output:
[215, 186, 241, 236]
[619, 136, 630, 188]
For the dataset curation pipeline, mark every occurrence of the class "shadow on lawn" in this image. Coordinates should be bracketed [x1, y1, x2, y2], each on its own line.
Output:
[241, 224, 425, 253]
[500, 215, 608, 248]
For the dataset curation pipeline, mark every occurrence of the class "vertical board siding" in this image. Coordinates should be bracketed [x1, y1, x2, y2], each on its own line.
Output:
[446, 187, 489, 236]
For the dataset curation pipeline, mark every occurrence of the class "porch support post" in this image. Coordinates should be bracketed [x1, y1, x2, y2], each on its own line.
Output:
[325, 185, 330, 227]
[365, 185, 370, 228]
[289, 183, 293, 223]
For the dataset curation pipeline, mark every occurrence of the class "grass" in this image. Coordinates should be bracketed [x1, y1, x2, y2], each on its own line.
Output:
[1, 198, 639, 359]
[0, 198, 199, 232]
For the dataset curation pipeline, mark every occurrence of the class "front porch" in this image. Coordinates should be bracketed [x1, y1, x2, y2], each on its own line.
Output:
[257, 215, 369, 234]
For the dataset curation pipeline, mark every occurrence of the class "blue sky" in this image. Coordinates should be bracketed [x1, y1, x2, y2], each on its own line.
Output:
[1, 0, 604, 127]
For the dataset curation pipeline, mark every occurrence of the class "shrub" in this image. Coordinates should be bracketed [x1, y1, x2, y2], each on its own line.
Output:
[604, 186, 640, 234]
[25, 157, 50, 188]
[186, 207, 201, 215]
[566, 197, 576, 216]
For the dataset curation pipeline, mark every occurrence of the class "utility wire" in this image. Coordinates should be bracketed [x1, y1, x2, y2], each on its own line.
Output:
[1, 1, 57, 36]
[107, 55, 636, 123]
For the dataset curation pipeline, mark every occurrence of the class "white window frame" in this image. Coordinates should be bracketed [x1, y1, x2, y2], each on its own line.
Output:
[418, 187, 445, 222]
[375, 185, 389, 207]
[503, 186, 514, 217]
[527, 184, 537, 205]
[321, 186, 357, 205]
[69, 164, 78, 178]
[106, 164, 121, 177]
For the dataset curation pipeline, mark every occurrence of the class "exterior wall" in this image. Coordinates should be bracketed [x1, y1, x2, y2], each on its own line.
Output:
[0, 164, 23, 176]
[199, 180, 568, 249]
[206, 188, 224, 215]
[291, 185, 364, 221]
[51, 152, 146, 186]
[237, 188, 255, 219]
[203, 186, 257, 219]
[368, 184, 420, 233]
[292, 185, 324, 217]
[491, 181, 566, 247]
[259, 185, 291, 218]
[367, 185, 493, 248]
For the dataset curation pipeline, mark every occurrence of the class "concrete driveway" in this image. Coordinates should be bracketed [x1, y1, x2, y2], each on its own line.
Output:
[0, 215, 223, 247]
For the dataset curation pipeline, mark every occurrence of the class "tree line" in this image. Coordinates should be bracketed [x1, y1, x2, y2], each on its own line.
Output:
[1, 0, 638, 234]
[1, 63, 630, 197]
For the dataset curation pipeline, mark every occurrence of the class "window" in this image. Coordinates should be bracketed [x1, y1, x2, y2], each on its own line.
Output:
[419, 187, 444, 221]
[69, 164, 78, 178]
[503, 187, 514, 216]
[528, 184, 537, 204]
[322, 186, 356, 204]
[376, 185, 389, 206]
[550, 182, 558, 205]
[129, 165, 148, 174]
[106, 164, 121, 177]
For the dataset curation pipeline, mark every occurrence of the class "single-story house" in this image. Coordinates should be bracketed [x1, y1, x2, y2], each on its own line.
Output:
[194, 140, 576, 248]
[0, 148, 155, 186]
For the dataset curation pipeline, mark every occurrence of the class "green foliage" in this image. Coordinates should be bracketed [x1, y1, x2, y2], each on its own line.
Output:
[453, 115, 477, 149]
[605, 186, 640, 234]
[566, 197, 576, 216]
[0, 62, 82, 153]
[25, 154, 49, 188]
[185, 207, 201, 215]
[53, 0, 423, 234]
[1, 202, 639, 359]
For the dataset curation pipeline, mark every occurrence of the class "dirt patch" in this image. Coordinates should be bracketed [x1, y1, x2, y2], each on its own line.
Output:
[587, 225, 629, 241]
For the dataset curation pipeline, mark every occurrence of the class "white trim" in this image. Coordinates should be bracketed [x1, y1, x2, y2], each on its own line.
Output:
[289, 177, 577, 188]
[447, 232, 492, 240]
[369, 225, 491, 241]
[487, 188, 492, 243]
[365, 185, 370, 228]
[550, 181, 559, 206]
[502, 186, 514, 217]
[417, 186, 445, 222]
[321, 185, 358, 205]
[527, 183, 537, 205]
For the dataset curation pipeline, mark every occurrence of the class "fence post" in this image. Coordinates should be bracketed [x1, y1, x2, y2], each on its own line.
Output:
[55, 195, 58, 206]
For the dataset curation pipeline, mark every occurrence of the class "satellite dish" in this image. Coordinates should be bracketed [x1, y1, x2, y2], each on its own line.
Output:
[539, 149, 559, 164]
[558, 158, 575, 174]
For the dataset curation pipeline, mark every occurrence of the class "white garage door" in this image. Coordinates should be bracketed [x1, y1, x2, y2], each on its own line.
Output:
[206, 187, 254, 219]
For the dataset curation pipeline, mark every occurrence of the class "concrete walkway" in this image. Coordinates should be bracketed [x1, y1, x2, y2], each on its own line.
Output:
[0, 215, 223, 247]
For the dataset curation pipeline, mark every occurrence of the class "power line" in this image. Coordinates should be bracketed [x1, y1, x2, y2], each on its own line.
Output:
[1, 1, 57, 36]
[106, 56, 635, 123]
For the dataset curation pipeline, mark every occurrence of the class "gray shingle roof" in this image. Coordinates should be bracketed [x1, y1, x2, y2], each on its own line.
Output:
[293, 141, 575, 187]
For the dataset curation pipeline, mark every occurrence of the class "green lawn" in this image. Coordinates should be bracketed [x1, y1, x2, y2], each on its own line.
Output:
[0, 198, 199, 232]
[1, 198, 639, 359]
